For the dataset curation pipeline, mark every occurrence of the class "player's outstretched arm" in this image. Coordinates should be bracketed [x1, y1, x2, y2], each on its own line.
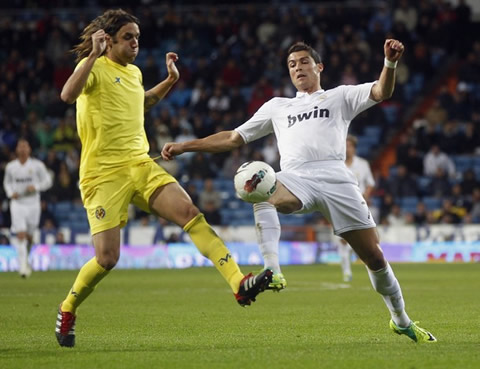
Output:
[161, 130, 245, 161]
[144, 52, 180, 111]
[60, 29, 106, 104]
[370, 39, 404, 102]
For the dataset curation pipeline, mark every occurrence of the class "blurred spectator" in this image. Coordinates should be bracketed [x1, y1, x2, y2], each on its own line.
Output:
[168, 80, 191, 108]
[55, 231, 67, 245]
[229, 86, 247, 112]
[39, 199, 58, 230]
[428, 168, 452, 198]
[221, 58, 243, 87]
[52, 118, 78, 153]
[201, 200, 222, 225]
[186, 153, 216, 180]
[413, 201, 429, 225]
[388, 165, 418, 199]
[198, 179, 222, 212]
[469, 188, 480, 222]
[450, 183, 472, 213]
[460, 169, 479, 196]
[379, 193, 395, 223]
[142, 55, 160, 90]
[387, 204, 407, 226]
[184, 182, 199, 204]
[393, 0, 418, 32]
[438, 120, 461, 155]
[50, 162, 78, 202]
[432, 199, 463, 224]
[423, 145, 455, 178]
[207, 86, 230, 112]
[222, 148, 248, 179]
[461, 122, 479, 154]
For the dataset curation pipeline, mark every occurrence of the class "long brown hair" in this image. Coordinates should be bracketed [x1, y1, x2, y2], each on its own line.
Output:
[72, 9, 140, 63]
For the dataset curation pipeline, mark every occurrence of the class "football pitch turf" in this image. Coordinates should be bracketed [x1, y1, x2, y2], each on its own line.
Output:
[0, 263, 478, 369]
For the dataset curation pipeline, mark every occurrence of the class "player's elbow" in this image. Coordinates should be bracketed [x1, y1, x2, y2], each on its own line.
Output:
[60, 90, 76, 104]
[230, 131, 246, 148]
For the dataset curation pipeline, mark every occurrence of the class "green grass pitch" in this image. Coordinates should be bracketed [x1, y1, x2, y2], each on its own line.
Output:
[0, 263, 479, 369]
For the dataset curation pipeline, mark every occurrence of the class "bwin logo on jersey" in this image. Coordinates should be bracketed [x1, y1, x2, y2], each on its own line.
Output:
[287, 106, 330, 127]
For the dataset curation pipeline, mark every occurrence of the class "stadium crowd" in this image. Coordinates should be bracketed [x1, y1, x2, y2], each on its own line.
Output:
[1, 0, 479, 240]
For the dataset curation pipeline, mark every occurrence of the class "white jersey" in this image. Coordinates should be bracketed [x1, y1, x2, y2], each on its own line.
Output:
[347, 155, 375, 194]
[235, 82, 378, 181]
[3, 157, 52, 206]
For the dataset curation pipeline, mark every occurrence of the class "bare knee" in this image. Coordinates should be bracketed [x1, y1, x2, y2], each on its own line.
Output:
[96, 251, 119, 270]
[92, 228, 121, 270]
[365, 253, 387, 271]
[341, 228, 387, 271]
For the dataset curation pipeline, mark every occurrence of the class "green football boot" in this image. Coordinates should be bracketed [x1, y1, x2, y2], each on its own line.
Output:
[390, 320, 437, 343]
[267, 272, 287, 292]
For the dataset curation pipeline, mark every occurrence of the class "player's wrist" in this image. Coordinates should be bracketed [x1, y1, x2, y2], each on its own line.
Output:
[384, 58, 398, 69]
[166, 74, 179, 84]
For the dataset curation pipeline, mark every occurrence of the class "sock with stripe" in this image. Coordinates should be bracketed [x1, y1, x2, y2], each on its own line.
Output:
[253, 202, 281, 274]
[367, 262, 411, 327]
[61, 257, 110, 314]
[184, 213, 244, 293]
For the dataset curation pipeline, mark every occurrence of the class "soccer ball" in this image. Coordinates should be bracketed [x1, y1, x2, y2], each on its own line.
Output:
[234, 161, 277, 203]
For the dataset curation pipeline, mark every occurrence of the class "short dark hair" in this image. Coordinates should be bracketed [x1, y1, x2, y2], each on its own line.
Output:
[287, 42, 322, 64]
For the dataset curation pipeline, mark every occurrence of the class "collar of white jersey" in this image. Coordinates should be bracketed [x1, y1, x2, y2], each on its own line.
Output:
[295, 89, 325, 98]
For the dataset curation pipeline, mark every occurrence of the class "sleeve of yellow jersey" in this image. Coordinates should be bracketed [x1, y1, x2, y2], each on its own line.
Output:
[75, 57, 97, 94]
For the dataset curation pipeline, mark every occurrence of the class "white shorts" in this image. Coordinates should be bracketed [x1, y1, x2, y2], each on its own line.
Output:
[10, 201, 41, 235]
[276, 169, 376, 236]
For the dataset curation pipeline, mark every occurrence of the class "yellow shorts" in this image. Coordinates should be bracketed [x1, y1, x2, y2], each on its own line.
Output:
[80, 159, 177, 235]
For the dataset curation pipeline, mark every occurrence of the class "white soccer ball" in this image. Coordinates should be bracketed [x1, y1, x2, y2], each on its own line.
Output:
[234, 161, 277, 203]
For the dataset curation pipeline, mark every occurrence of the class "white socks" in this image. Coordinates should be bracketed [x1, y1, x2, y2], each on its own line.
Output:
[367, 262, 411, 327]
[253, 202, 281, 274]
[337, 238, 352, 281]
[14, 238, 30, 276]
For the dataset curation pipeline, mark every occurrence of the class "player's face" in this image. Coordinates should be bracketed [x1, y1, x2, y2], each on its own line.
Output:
[287, 51, 323, 92]
[108, 23, 140, 66]
[16, 140, 31, 160]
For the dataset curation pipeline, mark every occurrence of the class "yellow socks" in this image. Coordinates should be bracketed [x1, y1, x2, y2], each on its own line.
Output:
[184, 214, 244, 293]
[61, 257, 110, 314]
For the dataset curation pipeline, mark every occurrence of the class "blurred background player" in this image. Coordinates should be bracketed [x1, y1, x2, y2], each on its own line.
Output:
[336, 134, 375, 282]
[55, 9, 271, 348]
[3, 138, 52, 277]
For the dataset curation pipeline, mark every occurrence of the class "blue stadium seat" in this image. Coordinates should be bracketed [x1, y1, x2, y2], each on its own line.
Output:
[422, 197, 442, 210]
[401, 196, 419, 208]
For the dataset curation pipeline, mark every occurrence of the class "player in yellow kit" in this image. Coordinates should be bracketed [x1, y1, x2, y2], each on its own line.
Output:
[55, 9, 272, 348]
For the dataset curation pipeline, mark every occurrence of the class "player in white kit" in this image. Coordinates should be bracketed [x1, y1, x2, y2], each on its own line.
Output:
[336, 135, 375, 282]
[162, 39, 436, 343]
[3, 139, 52, 277]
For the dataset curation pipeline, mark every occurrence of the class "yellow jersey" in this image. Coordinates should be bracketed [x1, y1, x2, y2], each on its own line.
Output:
[75, 56, 150, 182]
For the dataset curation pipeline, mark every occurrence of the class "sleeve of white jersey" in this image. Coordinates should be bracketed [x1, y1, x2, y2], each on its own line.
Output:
[341, 82, 378, 121]
[235, 99, 274, 144]
[34, 160, 53, 192]
[3, 163, 14, 198]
